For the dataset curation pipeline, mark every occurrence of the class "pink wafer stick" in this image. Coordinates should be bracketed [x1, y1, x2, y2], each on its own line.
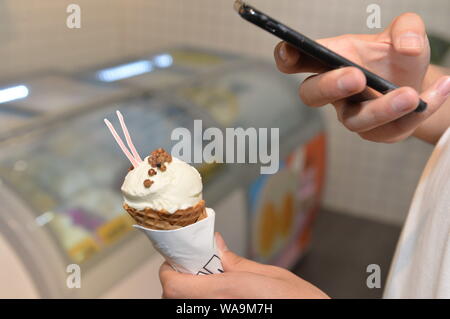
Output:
[116, 110, 142, 163]
[104, 118, 138, 168]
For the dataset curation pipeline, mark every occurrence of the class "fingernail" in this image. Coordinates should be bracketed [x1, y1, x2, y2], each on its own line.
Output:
[278, 44, 287, 62]
[337, 72, 359, 94]
[215, 232, 229, 253]
[398, 32, 423, 49]
[392, 91, 415, 113]
[437, 77, 450, 98]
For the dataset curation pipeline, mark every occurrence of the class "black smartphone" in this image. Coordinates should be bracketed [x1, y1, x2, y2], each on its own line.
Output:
[234, 0, 427, 113]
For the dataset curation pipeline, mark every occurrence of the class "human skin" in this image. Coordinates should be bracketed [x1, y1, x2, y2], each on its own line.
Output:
[274, 13, 450, 145]
[159, 232, 330, 299]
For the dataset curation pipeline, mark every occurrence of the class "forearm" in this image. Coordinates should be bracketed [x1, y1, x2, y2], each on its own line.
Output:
[413, 65, 450, 144]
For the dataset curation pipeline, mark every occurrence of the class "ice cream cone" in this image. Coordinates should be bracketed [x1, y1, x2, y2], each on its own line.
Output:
[124, 200, 207, 230]
[105, 113, 223, 274]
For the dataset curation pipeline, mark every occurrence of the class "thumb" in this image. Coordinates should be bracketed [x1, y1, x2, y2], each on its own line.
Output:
[214, 232, 274, 275]
[215, 232, 252, 271]
[387, 12, 427, 57]
[215, 231, 229, 257]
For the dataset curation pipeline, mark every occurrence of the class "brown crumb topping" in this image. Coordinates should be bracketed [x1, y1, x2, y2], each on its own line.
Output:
[140, 148, 172, 189]
[148, 148, 172, 172]
[143, 179, 153, 188]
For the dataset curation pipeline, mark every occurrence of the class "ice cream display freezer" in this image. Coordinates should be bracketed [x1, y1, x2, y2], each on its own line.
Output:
[0, 48, 325, 298]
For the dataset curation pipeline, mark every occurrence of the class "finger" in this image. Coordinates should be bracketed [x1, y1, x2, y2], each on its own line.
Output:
[388, 12, 426, 56]
[159, 262, 223, 298]
[358, 76, 450, 143]
[274, 42, 299, 69]
[336, 87, 419, 133]
[215, 232, 288, 278]
[274, 41, 328, 74]
[221, 249, 293, 280]
[159, 261, 179, 285]
[216, 233, 272, 275]
[215, 232, 229, 257]
[299, 67, 366, 107]
[216, 232, 263, 273]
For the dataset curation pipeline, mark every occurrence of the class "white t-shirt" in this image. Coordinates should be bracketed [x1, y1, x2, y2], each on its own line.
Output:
[384, 128, 450, 299]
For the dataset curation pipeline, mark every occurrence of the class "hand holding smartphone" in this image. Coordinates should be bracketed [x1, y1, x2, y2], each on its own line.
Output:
[234, 0, 427, 112]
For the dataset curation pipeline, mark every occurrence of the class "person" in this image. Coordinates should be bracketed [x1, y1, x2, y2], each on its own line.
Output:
[159, 13, 450, 299]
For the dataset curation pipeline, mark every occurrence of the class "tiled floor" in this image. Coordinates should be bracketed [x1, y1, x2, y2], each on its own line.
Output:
[293, 209, 402, 299]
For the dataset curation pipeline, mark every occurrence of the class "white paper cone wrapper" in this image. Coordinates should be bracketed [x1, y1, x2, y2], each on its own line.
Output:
[134, 208, 223, 275]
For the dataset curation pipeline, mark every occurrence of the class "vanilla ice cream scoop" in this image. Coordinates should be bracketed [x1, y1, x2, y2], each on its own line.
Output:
[121, 152, 203, 214]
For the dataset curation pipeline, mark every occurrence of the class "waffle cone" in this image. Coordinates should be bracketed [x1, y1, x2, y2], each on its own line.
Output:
[124, 200, 207, 230]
